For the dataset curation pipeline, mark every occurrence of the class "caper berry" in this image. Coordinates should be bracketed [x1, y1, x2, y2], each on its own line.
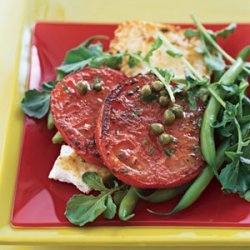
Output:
[150, 123, 164, 135]
[76, 80, 88, 94]
[163, 109, 175, 125]
[172, 104, 184, 118]
[151, 81, 164, 92]
[158, 96, 170, 107]
[159, 133, 173, 145]
[93, 82, 104, 91]
[140, 85, 152, 96]
[159, 89, 168, 96]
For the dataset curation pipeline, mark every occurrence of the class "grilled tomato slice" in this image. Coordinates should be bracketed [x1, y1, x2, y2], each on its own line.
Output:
[50, 68, 127, 165]
[96, 73, 205, 188]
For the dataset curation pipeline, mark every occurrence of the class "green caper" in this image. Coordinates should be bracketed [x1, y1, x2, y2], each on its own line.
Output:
[140, 85, 152, 96]
[150, 123, 164, 135]
[172, 104, 184, 118]
[76, 80, 88, 94]
[158, 95, 170, 107]
[159, 89, 168, 96]
[163, 109, 175, 125]
[151, 81, 164, 92]
[159, 133, 173, 145]
[93, 82, 104, 91]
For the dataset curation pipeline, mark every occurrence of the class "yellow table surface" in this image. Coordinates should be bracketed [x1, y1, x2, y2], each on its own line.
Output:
[0, 0, 249, 249]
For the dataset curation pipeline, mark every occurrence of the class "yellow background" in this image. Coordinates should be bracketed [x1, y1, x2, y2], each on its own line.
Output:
[0, 0, 249, 249]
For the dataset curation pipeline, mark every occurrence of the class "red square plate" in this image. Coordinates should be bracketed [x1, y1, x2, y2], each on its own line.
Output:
[12, 22, 250, 227]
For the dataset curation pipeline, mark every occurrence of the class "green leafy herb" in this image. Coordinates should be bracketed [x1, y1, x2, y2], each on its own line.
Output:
[82, 172, 107, 191]
[184, 28, 199, 38]
[57, 36, 123, 76]
[21, 80, 58, 118]
[212, 101, 237, 128]
[65, 172, 126, 226]
[41, 81, 58, 92]
[164, 148, 176, 157]
[215, 23, 237, 39]
[106, 53, 123, 69]
[194, 146, 200, 153]
[103, 195, 117, 219]
[185, 70, 209, 110]
[65, 194, 107, 226]
[166, 50, 182, 58]
[204, 52, 226, 72]
[208, 78, 250, 197]
[128, 51, 142, 68]
[220, 147, 250, 194]
[144, 37, 163, 62]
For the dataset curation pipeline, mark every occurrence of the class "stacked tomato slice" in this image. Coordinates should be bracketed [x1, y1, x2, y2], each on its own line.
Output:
[51, 68, 204, 188]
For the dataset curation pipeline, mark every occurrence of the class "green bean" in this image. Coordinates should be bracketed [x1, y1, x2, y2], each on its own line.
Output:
[237, 46, 250, 61]
[118, 186, 140, 221]
[135, 182, 190, 203]
[148, 139, 230, 216]
[52, 131, 64, 144]
[201, 58, 244, 166]
[47, 110, 55, 130]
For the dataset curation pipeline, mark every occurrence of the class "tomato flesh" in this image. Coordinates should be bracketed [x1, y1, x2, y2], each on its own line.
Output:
[96, 74, 205, 188]
[50, 68, 127, 165]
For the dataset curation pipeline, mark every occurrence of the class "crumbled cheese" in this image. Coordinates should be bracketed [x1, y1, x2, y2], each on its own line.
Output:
[109, 20, 208, 78]
[49, 145, 111, 193]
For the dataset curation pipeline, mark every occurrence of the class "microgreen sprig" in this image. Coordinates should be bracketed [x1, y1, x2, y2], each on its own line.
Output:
[190, 13, 250, 75]
[157, 32, 204, 81]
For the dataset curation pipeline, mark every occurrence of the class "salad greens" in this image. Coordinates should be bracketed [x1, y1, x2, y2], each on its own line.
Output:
[21, 81, 57, 118]
[21, 14, 250, 226]
[21, 36, 123, 119]
[65, 172, 127, 226]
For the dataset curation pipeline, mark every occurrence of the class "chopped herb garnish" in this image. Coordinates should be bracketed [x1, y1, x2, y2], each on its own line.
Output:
[21, 80, 58, 119]
[148, 146, 155, 156]
[65, 172, 126, 226]
[131, 107, 142, 117]
[194, 146, 200, 153]
[120, 169, 129, 173]
[127, 86, 139, 96]
[164, 148, 176, 157]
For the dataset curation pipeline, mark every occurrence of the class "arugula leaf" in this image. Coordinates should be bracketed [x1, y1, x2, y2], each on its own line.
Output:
[184, 29, 199, 38]
[220, 84, 239, 94]
[65, 194, 107, 226]
[220, 149, 250, 194]
[144, 37, 163, 62]
[41, 81, 58, 92]
[82, 35, 109, 47]
[204, 53, 226, 71]
[57, 59, 91, 75]
[103, 195, 117, 219]
[56, 36, 122, 76]
[166, 50, 182, 58]
[128, 51, 142, 68]
[215, 23, 237, 39]
[89, 55, 108, 68]
[242, 190, 250, 202]
[66, 172, 127, 226]
[106, 54, 123, 69]
[21, 90, 50, 119]
[212, 102, 237, 128]
[185, 70, 209, 110]
[21, 80, 58, 118]
[82, 172, 106, 192]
